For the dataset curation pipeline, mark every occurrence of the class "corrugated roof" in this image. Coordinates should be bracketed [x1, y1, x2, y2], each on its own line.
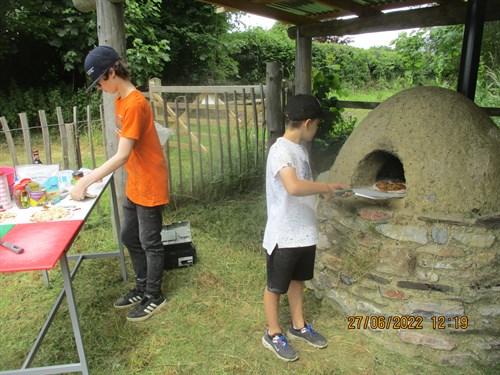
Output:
[198, 0, 500, 37]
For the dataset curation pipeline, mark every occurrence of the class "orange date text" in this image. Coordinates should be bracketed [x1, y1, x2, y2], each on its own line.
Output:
[347, 315, 424, 330]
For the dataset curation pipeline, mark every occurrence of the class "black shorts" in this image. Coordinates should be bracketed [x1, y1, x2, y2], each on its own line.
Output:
[266, 245, 316, 294]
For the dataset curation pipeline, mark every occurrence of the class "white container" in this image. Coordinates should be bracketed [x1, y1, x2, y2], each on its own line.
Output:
[58, 170, 74, 188]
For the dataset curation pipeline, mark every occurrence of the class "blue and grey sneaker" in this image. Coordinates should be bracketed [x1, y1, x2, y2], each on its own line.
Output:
[126, 293, 166, 322]
[113, 289, 144, 309]
[287, 322, 328, 348]
[262, 330, 299, 362]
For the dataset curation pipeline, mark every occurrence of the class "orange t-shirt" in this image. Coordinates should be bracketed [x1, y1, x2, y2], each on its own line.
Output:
[114, 90, 169, 207]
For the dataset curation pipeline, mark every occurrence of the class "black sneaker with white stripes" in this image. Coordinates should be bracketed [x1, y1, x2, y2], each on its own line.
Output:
[126, 293, 166, 322]
[114, 289, 144, 309]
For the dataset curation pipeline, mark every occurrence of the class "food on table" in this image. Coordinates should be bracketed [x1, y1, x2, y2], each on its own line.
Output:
[30, 207, 71, 223]
[0, 210, 16, 223]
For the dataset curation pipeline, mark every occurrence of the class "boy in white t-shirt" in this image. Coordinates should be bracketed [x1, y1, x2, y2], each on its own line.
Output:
[262, 94, 349, 361]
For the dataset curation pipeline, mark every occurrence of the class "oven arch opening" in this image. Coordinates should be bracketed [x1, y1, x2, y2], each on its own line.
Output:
[352, 150, 406, 186]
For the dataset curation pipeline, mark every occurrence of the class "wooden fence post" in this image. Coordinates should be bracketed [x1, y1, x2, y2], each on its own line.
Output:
[233, 91, 242, 174]
[87, 105, 97, 169]
[19, 113, 32, 164]
[241, 89, 249, 169]
[38, 110, 52, 164]
[73, 106, 82, 169]
[0, 117, 18, 166]
[56, 107, 70, 169]
[66, 122, 78, 171]
[224, 92, 232, 171]
[251, 88, 259, 167]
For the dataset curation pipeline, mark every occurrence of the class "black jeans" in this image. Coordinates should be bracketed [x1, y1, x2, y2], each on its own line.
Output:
[121, 197, 165, 296]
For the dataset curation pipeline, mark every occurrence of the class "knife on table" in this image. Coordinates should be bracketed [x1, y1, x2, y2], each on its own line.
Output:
[0, 240, 24, 254]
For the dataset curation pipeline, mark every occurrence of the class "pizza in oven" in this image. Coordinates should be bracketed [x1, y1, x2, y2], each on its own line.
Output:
[373, 180, 406, 193]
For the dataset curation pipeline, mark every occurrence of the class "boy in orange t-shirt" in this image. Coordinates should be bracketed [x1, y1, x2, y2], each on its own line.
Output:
[72, 46, 168, 322]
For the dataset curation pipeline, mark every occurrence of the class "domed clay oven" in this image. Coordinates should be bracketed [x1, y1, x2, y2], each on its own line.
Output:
[312, 87, 500, 366]
[330, 86, 500, 214]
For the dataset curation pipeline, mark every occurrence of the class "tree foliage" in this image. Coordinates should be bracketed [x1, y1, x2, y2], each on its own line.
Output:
[0, 1, 498, 132]
[124, 0, 170, 88]
[224, 24, 295, 84]
[0, 0, 95, 89]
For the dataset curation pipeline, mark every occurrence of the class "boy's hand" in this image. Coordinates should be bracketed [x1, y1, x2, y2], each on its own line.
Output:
[324, 183, 352, 200]
[70, 181, 87, 201]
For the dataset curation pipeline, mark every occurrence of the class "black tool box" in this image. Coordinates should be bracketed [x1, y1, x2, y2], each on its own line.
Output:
[161, 221, 197, 270]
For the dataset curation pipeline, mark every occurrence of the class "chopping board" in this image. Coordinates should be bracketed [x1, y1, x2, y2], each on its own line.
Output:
[0, 220, 83, 272]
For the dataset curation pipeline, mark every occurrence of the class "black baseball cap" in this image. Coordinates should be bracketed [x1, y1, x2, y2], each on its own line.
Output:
[284, 94, 331, 121]
[84, 46, 120, 92]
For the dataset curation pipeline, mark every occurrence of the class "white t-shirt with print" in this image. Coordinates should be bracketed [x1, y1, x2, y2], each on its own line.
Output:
[263, 137, 318, 255]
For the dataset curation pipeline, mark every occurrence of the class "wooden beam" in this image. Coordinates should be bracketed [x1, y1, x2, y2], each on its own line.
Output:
[198, 0, 316, 24]
[332, 100, 500, 117]
[317, 0, 381, 17]
[288, 1, 500, 38]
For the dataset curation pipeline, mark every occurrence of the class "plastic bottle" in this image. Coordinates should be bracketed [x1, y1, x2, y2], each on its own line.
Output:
[0, 172, 13, 209]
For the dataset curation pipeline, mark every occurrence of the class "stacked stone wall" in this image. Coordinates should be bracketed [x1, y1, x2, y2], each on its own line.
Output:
[309, 198, 499, 366]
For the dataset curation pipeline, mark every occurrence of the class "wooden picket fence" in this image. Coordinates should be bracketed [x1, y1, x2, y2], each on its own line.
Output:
[0, 84, 269, 200]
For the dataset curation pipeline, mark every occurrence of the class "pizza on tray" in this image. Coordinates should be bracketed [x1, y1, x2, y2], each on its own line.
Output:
[30, 207, 72, 223]
[373, 180, 406, 193]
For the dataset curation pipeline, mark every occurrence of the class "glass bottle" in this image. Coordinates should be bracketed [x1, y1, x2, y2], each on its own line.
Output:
[13, 184, 30, 209]
[32, 149, 43, 164]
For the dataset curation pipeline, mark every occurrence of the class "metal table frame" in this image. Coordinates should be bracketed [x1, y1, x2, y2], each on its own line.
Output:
[0, 176, 127, 375]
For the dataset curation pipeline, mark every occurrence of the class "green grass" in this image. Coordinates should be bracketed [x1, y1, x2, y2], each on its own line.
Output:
[1, 192, 498, 374]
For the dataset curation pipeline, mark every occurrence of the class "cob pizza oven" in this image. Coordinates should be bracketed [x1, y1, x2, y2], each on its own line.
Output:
[312, 87, 500, 366]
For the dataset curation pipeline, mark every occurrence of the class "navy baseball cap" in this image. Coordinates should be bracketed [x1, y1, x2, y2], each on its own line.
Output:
[284, 94, 331, 121]
[84, 46, 120, 92]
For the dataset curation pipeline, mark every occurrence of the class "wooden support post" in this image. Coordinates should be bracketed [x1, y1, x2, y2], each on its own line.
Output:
[96, 0, 126, 221]
[457, 0, 485, 101]
[265, 62, 283, 150]
[294, 31, 313, 153]
[295, 31, 312, 95]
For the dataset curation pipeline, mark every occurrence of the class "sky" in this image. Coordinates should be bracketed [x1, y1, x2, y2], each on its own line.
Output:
[241, 13, 414, 49]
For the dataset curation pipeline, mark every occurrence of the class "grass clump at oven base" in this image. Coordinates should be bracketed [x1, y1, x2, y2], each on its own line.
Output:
[0, 191, 497, 374]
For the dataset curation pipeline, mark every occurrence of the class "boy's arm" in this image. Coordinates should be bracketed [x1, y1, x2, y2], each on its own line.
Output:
[70, 136, 135, 200]
[279, 166, 345, 197]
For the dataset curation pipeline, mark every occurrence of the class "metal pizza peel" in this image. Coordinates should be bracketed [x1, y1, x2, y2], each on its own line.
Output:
[335, 188, 405, 200]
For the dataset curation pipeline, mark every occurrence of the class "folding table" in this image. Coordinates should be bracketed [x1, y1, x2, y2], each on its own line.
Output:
[0, 174, 127, 375]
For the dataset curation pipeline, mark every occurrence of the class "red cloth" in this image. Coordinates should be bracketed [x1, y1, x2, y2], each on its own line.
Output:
[0, 220, 83, 272]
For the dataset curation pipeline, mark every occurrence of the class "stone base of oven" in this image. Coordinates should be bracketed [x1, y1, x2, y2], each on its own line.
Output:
[311, 198, 499, 367]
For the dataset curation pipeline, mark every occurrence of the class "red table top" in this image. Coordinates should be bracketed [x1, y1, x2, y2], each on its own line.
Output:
[0, 220, 84, 272]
